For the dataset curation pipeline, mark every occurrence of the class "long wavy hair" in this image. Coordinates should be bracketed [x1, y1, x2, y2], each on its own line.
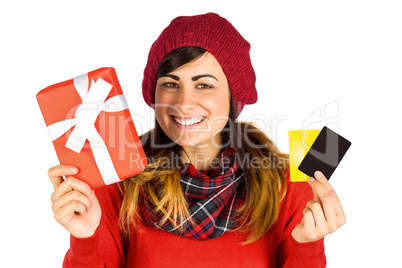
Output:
[119, 46, 289, 244]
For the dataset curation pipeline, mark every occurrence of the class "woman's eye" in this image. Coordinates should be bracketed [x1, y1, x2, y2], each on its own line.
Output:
[163, 82, 179, 88]
[196, 84, 213, 89]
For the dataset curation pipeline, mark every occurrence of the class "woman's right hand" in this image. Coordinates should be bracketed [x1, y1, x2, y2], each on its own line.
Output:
[48, 165, 102, 238]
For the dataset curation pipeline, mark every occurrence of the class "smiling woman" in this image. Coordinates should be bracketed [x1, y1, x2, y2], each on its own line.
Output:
[47, 12, 345, 268]
[155, 48, 231, 156]
[115, 48, 288, 254]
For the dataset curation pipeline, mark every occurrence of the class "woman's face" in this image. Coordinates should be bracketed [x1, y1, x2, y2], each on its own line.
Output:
[155, 52, 230, 149]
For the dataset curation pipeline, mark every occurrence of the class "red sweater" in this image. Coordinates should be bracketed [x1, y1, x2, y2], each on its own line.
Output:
[63, 173, 326, 267]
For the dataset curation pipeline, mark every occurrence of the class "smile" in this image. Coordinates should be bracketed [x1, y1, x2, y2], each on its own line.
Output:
[170, 116, 206, 127]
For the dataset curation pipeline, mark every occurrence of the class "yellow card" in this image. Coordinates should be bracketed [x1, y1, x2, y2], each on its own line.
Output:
[288, 129, 320, 182]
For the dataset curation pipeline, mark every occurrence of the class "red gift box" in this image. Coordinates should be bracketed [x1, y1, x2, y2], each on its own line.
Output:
[36, 67, 147, 189]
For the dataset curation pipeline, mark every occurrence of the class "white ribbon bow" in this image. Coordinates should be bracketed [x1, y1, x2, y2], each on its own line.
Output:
[47, 73, 129, 185]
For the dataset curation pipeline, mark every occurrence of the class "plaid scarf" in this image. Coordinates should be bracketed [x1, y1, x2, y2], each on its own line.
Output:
[139, 147, 246, 240]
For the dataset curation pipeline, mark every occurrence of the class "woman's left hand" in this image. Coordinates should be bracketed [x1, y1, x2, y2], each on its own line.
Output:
[291, 170, 346, 243]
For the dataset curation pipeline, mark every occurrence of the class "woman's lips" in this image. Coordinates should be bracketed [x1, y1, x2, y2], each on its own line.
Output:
[170, 115, 206, 129]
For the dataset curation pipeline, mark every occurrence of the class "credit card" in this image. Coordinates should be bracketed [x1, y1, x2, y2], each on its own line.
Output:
[289, 129, 320, 182]
[298, 126, 351, 180]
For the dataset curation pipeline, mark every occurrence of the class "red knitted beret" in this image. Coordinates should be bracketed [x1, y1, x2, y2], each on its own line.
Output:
[142, 12, 257, 117]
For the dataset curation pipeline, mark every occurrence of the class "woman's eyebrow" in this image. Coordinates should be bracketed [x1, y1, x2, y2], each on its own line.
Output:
[161, 74, 180, 81]
[192, 74, 219, 81]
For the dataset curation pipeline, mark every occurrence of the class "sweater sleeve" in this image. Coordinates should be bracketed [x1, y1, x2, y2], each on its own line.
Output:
[275, 173, 327, 268]
[62, 184, 126, 268]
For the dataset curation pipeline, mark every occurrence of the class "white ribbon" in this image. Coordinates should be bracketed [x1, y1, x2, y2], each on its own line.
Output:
[47, 73, 129, 185]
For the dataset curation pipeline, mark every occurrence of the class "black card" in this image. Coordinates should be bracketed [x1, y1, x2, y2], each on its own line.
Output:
[298, 126, 351, 180]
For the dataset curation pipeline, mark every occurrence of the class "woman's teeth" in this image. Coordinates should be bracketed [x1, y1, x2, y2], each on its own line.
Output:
[174, 117, 204, 126]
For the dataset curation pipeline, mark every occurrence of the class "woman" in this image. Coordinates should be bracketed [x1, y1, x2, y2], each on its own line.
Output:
[48, 13, 345, 267]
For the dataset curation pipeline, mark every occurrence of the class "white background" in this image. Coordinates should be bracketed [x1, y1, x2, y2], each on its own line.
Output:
[1, 1, 401, 267]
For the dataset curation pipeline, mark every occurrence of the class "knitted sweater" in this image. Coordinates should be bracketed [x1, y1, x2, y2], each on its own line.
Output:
[63, 172, 326, 268]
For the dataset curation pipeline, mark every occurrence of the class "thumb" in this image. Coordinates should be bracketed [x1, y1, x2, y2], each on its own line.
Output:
[48, 165, 78, 188]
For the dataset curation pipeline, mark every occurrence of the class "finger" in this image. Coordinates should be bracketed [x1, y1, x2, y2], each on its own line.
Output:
[336, 209, 347, 227]
[332, 196, 346, 227]
[54, 200, 87, 225]
[301, 208, 317, 240]
[313, 171, 334, 192]
[52, 189, 92, 213]
[51, 176, 93, 203]
[330, 191, 345, 220]
[310, 171, 345, 220]
[48, 165, 79, 188]
[319, 192, 337, 225]
[308, 176, 330, 203]
[303, 208, 315, 227]
[306, 201, 327, 227]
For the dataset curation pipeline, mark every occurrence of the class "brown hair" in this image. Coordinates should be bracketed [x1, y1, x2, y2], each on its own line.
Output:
[119, 46, 289, 244]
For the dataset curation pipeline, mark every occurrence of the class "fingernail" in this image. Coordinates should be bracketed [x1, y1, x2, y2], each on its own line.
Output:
[69, 167, 78, 173]
[308, 177, 315, 183]
[315, 171, 322, 179]
[90, 191, 95, 200]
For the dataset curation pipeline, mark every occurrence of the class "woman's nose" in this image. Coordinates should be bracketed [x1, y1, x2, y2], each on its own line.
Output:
[174, 86, 197, 114]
